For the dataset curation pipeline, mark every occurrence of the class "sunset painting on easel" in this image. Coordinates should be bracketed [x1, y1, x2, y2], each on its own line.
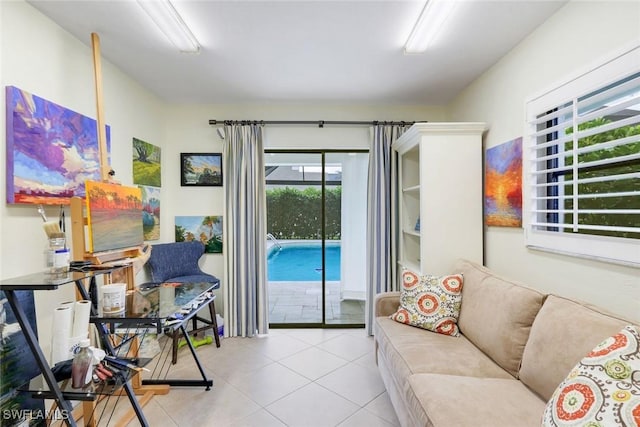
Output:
[85, 181, 143, 252]
[485, 137, 523, 227]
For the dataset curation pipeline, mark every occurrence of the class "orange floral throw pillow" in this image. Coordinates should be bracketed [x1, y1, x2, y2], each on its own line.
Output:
[389, 268, 464, 337]
[541, 325, 640, 427]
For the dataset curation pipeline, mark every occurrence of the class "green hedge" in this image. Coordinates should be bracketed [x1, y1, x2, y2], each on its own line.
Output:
[564, 120, 640, 239]
[267, 186, 341, 239]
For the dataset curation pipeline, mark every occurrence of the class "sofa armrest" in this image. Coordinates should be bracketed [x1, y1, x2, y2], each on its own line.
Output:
[374, 291, 401, 317]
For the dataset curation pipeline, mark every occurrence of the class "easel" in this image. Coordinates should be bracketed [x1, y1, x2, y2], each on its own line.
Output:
[58, 33, 168, 427]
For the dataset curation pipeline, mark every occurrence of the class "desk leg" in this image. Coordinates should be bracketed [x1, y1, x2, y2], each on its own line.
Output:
[209, 301, 221, 348]
[121, 380, 149, 426]
[4, 290, 77, 427]
[180, 324, 211, 390]
[142, 323, 213, 390]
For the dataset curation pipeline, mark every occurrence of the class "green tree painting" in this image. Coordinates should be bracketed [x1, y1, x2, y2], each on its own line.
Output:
[132, 138, 161, 187]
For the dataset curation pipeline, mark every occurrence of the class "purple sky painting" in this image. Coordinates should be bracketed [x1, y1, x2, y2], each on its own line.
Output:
[5, 86, 110, 204]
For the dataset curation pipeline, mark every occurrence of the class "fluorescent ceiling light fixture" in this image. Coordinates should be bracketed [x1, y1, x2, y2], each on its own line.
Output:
[405, 0, 457, 53]
[137, 0, 200, 53]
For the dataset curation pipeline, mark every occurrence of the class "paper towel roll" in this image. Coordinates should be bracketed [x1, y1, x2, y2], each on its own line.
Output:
[59, 300, 75, 330]
[72, 300, 91, 338]
[51, 306, 73, 364]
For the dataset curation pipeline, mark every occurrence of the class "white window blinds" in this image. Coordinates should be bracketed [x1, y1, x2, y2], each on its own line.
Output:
[525, 46, 640, 267]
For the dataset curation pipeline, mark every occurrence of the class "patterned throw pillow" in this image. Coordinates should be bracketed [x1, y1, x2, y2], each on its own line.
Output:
[389, 269, 463, 336]
[541, 325, 640, 427]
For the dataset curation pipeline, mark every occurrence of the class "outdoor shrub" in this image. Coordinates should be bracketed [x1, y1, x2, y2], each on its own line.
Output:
[266, 186, 341, 239]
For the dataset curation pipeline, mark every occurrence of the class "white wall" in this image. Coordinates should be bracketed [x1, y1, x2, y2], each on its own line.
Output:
[1, 1, 167, 359]
[447, 0, 640, 322]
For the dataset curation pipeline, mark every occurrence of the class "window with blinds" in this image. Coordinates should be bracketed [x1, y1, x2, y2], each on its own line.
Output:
[525, 48, 640, 267]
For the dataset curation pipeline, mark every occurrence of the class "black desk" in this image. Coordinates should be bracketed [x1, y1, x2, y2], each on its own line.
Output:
[83, 281, 217, 390]
[0, 269, 148, 427]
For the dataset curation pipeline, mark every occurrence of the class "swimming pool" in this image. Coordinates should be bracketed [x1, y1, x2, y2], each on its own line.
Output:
[267, 241, 341, 281]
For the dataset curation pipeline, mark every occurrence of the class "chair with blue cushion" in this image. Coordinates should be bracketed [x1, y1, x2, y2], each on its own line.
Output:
[146, 241, 221, 363]
[147, 241, 219, 285]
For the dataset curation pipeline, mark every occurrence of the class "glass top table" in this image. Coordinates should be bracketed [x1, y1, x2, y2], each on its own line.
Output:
[91, 281, 218, 391]
[95, 281, 216, 323]
[0, 269, 115, 291]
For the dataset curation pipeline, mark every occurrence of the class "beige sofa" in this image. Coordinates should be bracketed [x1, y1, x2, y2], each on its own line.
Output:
[374, 259, 637, 427]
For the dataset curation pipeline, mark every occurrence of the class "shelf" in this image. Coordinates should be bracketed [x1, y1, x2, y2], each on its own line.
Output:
[19, 357, 151, 401]
[393, 122, 485, 278]
[398, 259, 420, 273]
[402, 184, 420, 193]
[22, 373, 128, 402]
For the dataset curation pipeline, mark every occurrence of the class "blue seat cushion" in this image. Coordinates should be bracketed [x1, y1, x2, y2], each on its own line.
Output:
[148, 241, 218, 284]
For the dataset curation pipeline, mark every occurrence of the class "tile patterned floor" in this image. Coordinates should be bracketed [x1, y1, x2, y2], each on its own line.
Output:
[84, 329, 399, 427]
[268, 282, 365, 325]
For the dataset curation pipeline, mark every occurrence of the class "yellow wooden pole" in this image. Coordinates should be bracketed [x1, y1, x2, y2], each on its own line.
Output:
[91, 32, 110, 181]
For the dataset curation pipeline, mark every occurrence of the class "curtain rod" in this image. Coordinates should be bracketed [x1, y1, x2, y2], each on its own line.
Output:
[208, 119, 423, 128]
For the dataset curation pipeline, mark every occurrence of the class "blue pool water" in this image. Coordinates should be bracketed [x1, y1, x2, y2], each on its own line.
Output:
[267, 242, 341, 281]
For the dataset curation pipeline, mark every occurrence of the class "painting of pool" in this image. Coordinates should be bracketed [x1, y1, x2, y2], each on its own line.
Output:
[267, 242, 340, 281]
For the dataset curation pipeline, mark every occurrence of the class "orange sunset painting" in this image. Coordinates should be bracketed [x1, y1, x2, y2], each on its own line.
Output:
[485, 138, 523, 227]
[85, 181, 144, 252]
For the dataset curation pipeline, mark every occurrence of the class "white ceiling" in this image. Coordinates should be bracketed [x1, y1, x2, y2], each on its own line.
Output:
[27, 0, 567, 106]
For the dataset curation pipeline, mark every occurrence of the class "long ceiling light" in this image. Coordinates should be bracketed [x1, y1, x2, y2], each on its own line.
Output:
[404, 0, 457, 53]
[137, 0, 200, 53]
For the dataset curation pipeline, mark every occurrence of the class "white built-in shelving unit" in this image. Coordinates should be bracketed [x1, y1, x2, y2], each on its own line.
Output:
[393, 122, 486, 280]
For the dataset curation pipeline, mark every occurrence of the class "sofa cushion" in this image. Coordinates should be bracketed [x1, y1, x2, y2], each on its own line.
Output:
[455, 259, 545, 377]
[519, 295, 631, 401]
[405, 373, 546, 427]
[541, 325, 640, 427]
[390, 269, 464, 336]
[375, 316, 513, 385]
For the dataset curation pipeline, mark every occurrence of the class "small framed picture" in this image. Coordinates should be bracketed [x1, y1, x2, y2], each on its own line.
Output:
[180, 153, 223, 187]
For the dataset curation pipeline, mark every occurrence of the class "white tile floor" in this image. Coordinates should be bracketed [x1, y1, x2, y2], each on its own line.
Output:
[268, 282, 365, 325]
[88, 329, 400, 427]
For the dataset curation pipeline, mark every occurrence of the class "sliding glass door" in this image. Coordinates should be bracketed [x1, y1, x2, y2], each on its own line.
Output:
[266, 150, 368, 327]
[266, 152, 323, 324]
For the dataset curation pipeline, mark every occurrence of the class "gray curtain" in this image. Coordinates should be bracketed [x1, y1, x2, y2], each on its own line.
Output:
[365, 124, 408, 335]
[222, 124, 269, 337]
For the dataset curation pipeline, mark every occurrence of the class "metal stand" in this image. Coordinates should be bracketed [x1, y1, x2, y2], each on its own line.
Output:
[142, 322, 213, 390]
[4, 290, 77, 427]
[79, 278, 217, 392]
[0, 270, 150, 427]
[141, 293, 217, 390]
[168, 297, 221, 364]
